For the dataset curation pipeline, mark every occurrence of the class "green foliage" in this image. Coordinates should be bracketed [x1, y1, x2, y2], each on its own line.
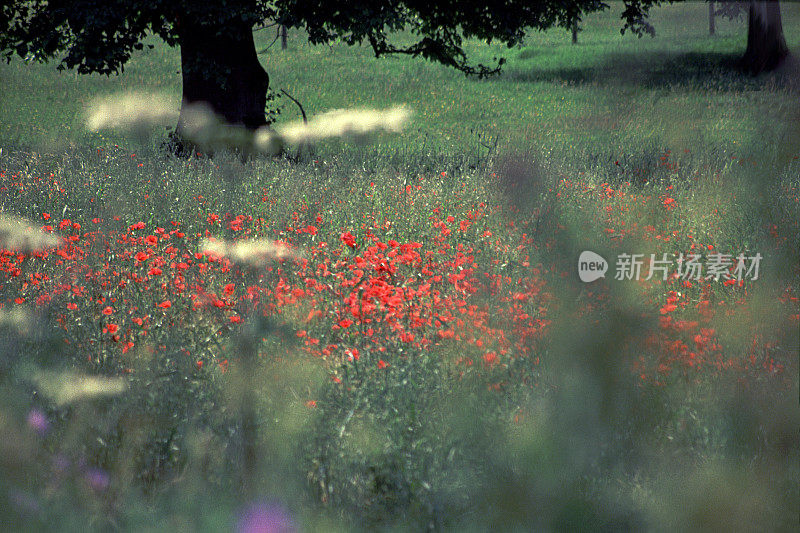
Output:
[1, 0, 668, 79]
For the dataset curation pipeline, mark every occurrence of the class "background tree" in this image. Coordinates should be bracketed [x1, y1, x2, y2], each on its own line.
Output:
[714, 0, 750, 20]
[740, 1, 789, 73]
[631, 0, 789, 73]
[709, 1, 716, 35]
[711, 0, 788, 73]
[567, 0, 608, 44]
[708, 1, 750, 37]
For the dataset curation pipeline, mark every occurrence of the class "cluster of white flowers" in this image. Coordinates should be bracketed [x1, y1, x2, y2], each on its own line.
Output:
[33, 371, 128, 405]
[200, 237, 303, 267]
[85, 92, 177, 131]
[0, 214, 63, 251]
[85, 92, 410, 155]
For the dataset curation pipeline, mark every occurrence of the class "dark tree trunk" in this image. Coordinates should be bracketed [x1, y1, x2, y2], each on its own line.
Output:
[170, 17, 269, 154]
[571, 19, 579, 44]
[709, 2, 716, 36]
[280, 25, 288, 50]
[741, 0, 789, 74]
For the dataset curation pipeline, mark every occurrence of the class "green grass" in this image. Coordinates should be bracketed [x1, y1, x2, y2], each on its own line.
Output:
[0, 2, 798, 531]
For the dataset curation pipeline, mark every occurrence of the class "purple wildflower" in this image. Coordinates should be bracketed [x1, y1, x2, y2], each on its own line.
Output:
[26, 408, 50, 436]
[236, 501, 296, 533]
[84, 468, 110, 492]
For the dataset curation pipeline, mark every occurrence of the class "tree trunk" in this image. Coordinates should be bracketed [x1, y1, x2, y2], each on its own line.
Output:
[709, 2, 716, 36]
[741, 0, 789, 74]
[280, 25, 288, 50]
[170, 17, 269, 155]
[571, 19, 579, 44]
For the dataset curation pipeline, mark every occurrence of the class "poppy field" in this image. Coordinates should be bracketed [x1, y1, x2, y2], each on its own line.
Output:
[1, 3, 799, 531]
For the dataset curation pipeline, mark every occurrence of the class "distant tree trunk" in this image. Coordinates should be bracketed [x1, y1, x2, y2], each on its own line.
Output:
[170, 17, 269, 154]
[280, 24, 288, 50]
[709, 2, 716, 35]
[741, 0, 789, 73]
[571, 19, 579, 44]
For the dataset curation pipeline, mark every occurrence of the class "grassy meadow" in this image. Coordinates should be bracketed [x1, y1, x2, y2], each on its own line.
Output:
[1, 2, 798, 531]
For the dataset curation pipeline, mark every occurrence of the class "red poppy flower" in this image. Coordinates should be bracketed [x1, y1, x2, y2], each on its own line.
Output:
[340, 232, 356, 248]
[102, 306, 113, 315]
[158, 300, 172, 309]
[660, 304, 677, 314]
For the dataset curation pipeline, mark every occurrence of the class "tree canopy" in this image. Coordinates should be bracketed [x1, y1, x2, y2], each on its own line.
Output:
[1, 1, 674, 78]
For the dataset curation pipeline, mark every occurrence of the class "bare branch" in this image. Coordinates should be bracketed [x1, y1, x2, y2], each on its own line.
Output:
[280, 88, 307, 124]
